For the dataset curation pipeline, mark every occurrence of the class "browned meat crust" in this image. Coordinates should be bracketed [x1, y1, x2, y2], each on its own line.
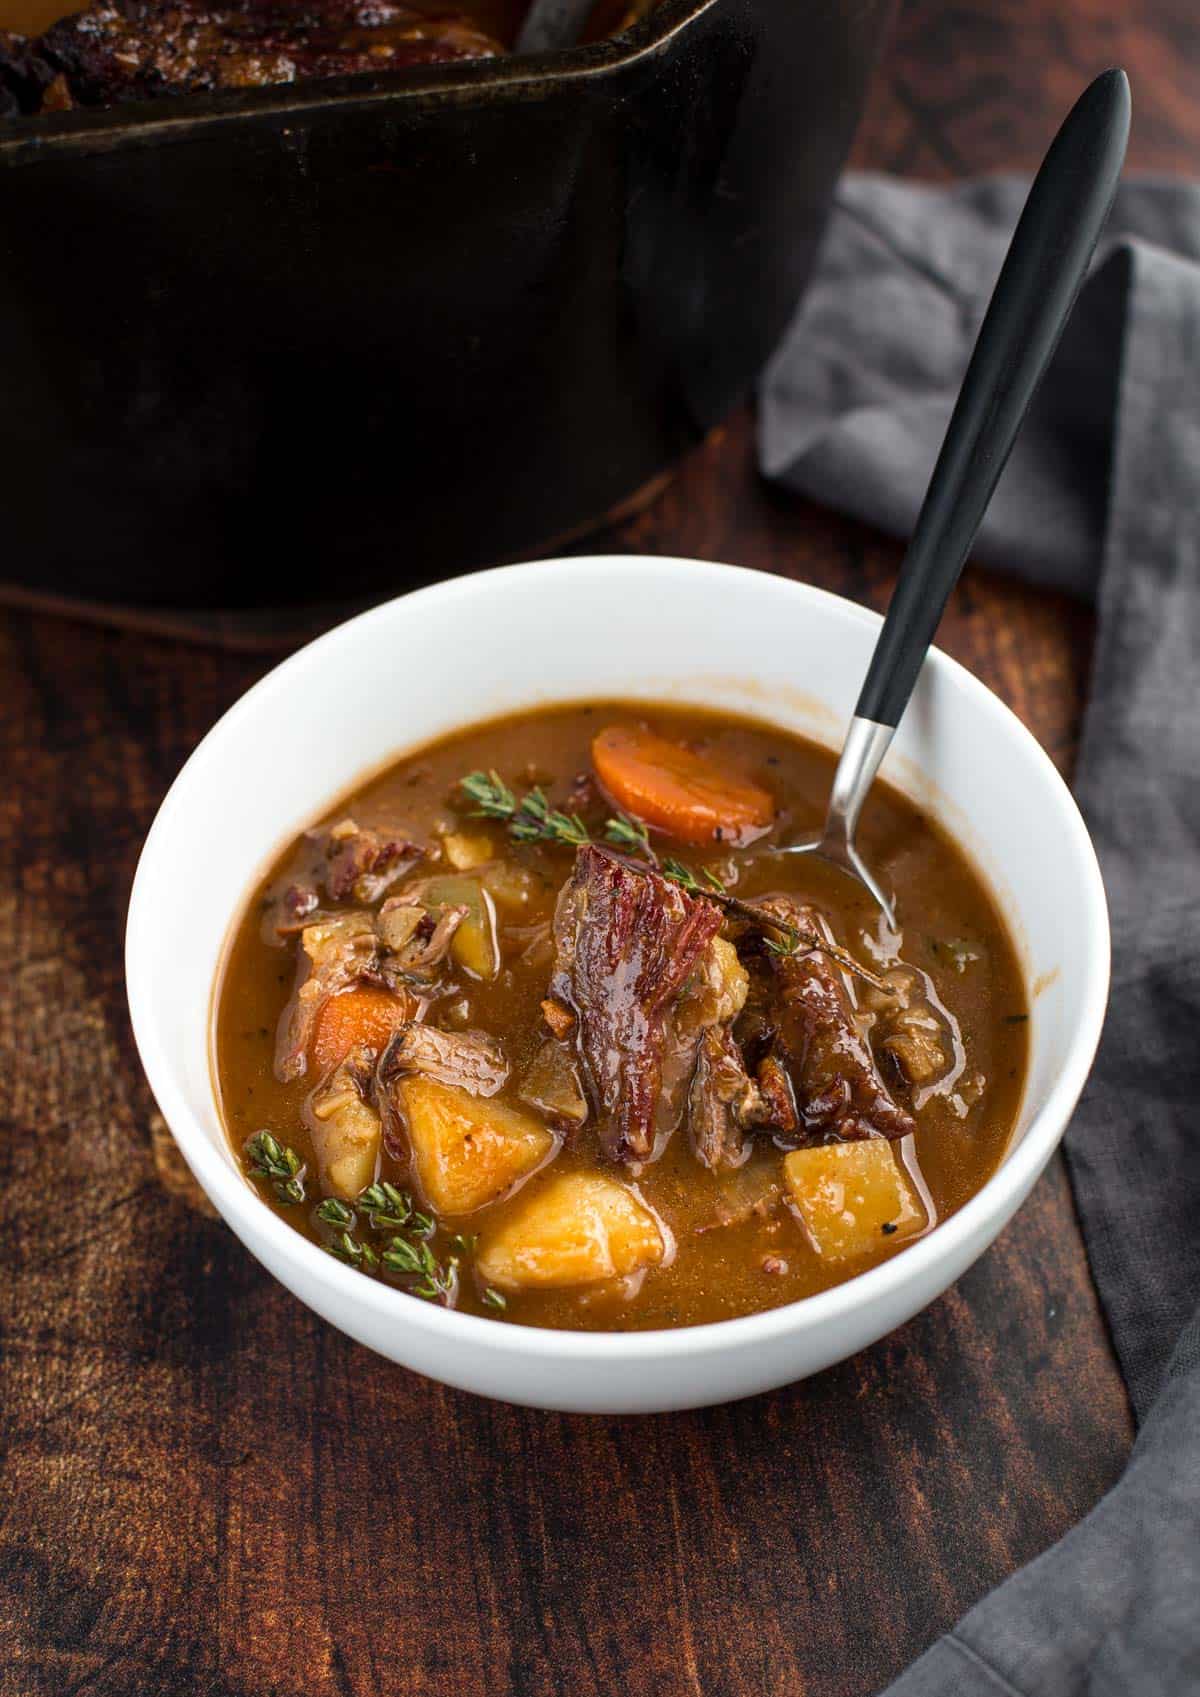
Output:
[550, 844, 722, 1164]
[5, 0, 500, 116]
[759, 895, 915, 1143]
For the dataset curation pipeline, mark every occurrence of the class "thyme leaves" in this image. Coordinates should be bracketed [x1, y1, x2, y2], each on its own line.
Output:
[244, 1131, 306, 1206]
[457, 770, 891, 995]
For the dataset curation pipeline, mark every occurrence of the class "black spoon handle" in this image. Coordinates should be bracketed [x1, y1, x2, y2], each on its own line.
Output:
[855, 67, 1131, 728]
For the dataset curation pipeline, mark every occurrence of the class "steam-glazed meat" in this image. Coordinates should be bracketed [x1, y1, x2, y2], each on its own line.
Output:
[688, 1027, 757, 1169]
[379, 1023, 508, 1097]
[3, 0, 500, 116]
[759, 896, 915, 1143]
[550, 844, 722, 1163]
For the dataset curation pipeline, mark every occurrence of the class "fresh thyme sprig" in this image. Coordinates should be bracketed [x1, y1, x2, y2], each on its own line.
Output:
[457, 770, 892, 994]
[244, 1131, 306, 1205]
[325, 1228, 380, 1269]
[660, 856, 726, 897]
[460, 770, 590, 847]
[381, 1235, 458, 1302]
[356, 1181, 433, 1237]
[308, 1185, 450, 1294]
[604, 812, 655, 858]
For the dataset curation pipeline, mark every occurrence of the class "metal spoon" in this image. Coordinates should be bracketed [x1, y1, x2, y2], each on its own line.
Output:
[781, 67, 1131, 930]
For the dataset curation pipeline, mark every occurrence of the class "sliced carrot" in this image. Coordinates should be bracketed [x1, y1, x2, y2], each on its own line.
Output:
[592, 724, 775, 847]
[311, 987, 416, 1073]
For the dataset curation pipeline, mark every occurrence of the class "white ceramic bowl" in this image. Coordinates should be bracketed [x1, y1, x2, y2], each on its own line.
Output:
[126, 557, 1109, 1413]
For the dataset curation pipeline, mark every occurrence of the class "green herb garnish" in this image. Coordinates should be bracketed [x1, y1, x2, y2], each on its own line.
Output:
[356, 1180, 417, 1232]
[315, 1197, 355, 1228]
[604, 813, 654, 856]
[244, 1131, 306, 1206]
[460, 770, 590, 848]
[382, 1235, 457, 1302]
[324, 1229, 379, 1269]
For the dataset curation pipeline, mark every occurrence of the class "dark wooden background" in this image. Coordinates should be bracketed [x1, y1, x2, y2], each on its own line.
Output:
[4, 2, 1199, 1693]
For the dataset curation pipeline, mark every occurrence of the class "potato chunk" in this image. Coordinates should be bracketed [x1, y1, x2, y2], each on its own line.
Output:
[441, 831, 495, 871]
[783, 1142, 926, 1262]
[476, 1172, 666, 1291]
[306, 1049, 381, 1199]
[396, 1075, 553, 1216]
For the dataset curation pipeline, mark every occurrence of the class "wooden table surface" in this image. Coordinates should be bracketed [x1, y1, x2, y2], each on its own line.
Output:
[4, 4, 1198, 1694]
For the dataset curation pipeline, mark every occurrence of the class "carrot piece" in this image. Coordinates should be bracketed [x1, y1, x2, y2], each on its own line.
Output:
[311, 987, 416, 1073]
[592, 725, 775, 846]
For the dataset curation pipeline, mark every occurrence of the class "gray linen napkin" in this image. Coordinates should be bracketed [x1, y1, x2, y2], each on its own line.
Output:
[760, 178, 1200, 1695]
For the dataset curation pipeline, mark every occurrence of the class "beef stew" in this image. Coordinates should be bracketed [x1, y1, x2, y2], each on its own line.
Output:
[214, 703, 1028, 1332]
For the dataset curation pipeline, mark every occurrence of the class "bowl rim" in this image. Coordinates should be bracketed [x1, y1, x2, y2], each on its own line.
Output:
[0, 0, 717, 158]
[126, 554, 1111, 1368]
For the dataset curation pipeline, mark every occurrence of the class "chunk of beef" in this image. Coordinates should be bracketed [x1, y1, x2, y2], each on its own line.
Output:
[688, 1027, 757, 1169]
[17, 0, 499, 115]
[379, 1023, 508, 1097]
[323, 818, 421, 905]
[758, 896, 915, 1143]
[864, 964, 965, 1103]
[687, 1034, 802, 1168]
[550, 844, 722, 1163]
[750, 1053, 798, 1137]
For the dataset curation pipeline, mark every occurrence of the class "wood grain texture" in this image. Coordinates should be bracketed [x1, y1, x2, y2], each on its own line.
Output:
[7, 0, 1194, 1690]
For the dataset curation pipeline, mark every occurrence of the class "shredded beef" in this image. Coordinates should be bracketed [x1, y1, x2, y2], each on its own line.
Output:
[688, 1026, 757, 1169]
[550, 844, 722, 1164]
[324, 819, 421, 905]
[758, 895, 915, 1143]
[376, 894, 467, 985]
[379, 1023, 508, 1096]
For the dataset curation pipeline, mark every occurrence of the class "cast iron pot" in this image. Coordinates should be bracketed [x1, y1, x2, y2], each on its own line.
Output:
[0, 0, 891, 607]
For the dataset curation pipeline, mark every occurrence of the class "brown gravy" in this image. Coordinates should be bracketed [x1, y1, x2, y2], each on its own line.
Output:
[214, 703, 1027, 1332]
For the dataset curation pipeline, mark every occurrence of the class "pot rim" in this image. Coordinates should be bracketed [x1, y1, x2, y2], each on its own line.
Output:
[0, 0, 718, 159]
